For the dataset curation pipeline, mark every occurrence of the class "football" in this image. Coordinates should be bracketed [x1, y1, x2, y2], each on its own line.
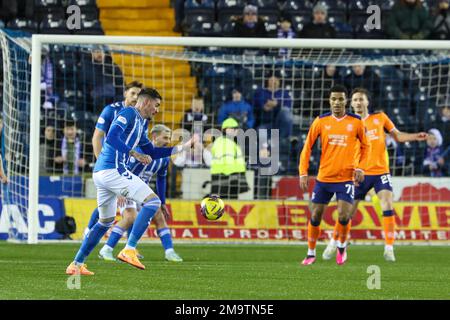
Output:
[200, 194, 225, 220]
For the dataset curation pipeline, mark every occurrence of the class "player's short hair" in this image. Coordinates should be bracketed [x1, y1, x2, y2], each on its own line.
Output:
[138, 88, 162, 101]
[351, 87, 371, 100]
[125, 81, 144, 92]
[329, 84, 348, 97]
[151, 124, 171, 135]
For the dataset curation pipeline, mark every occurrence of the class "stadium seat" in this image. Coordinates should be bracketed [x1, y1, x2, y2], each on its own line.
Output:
[315, 0, 348, 11]
[80, 7, 99, 21]
[184, 8, 215, 27]
[187, 20, 222, 37]
[290, 14, 311, 33]
[0, 0, 16, 22]
[348, 0, 374, 11]
[40, 18, 70, 34]
[217, 0, 246, 10]
[327, 10, 347, 25]
[6, 18, 39, 33]
[0, 19, 5, 28]
[35, 0, 61, 5]
[218, 11, 242, 30]
[258, 10, 279, 34]
[184, 0, 215, 8]
[76, 19, 104, 35]
[68, 0, 97, 6]
[248, 0, 278, 9]
[280, 0, 315, 14]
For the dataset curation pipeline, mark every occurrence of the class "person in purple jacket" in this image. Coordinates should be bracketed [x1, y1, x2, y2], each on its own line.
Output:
[253, 75, 293, 139]
[218, 88, 255, 130]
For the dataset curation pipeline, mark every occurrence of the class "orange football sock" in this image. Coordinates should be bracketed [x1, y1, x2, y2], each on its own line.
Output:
[383, 216, 395, 246]
[307, 221, 321, 250]
[337, 220, 351, 245]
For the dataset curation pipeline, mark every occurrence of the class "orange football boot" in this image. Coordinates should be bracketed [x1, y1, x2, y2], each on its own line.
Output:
[117, 248, 145, 270]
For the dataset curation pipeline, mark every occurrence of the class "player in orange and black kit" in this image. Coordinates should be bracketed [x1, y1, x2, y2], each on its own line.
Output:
[299, 85, 371, 266]
[322, 88, 427, 262]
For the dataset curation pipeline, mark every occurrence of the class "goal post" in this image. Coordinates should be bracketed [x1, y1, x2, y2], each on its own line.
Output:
[1, 31, 448, 243]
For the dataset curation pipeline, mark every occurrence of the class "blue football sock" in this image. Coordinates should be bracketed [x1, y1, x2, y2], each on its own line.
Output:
[87, 207, 100, 229]
[157, 228, 173, 251]
[127, 198, 161, 249]
[127, 224, 134, 238]
[105, 225, 125, 249]
[74, 221, 111, 264]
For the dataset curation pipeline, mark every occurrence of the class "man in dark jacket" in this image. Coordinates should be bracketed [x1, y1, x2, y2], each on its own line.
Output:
[298, 3, 336, 39]
[231, 4, 268, 38]
[386, 0, 433, 39]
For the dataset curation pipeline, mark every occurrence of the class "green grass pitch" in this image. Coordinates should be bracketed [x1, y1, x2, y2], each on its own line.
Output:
[0, 242, 449, 300]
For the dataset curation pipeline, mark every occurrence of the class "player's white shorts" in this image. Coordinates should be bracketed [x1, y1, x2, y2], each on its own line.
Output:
[119, 199, 140, 215]
[93, 168, 155, 220]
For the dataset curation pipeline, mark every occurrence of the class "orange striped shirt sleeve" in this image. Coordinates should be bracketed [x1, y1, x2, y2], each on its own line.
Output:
[355, 119, 371, 172]
[299, 117, 321, 176]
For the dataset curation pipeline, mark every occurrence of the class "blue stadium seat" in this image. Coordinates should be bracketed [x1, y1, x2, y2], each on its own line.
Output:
[280, 0, 315, 13]
[315, 0, 347, 11]
[327, 10, 347, 25]
[290, 14, 311, 33]
[348, 0, 370, 11]
[68, 0, 97, 6]
[187, 20, 221, 37]
[6, 18, 39, 33]
[80, 7, 99, 21]
[218, 10, 242, 29]
[76, 19, 103, 34]
[40, 18, 70, 34]
[184, 8, 215, 27]
[378, 0, 396, 10]
[217, 0, 246, 10]
[258, 10, 279, 34]
[248, 0, 278, 9]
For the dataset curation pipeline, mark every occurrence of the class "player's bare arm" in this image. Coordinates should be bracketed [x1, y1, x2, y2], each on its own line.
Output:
[390, 129, 428, 143]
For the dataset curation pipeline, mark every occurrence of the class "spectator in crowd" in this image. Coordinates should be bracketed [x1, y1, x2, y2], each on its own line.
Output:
[434, 104, 450, 146]
[218, 88, 255, 130]
[55, 120, 85, 175]
[41, 54, 57, 109]
[231, 5, 268, 38]
[181, 95, 210, 133]
[423, 128, 446, 177]
[277, 15, 296, 57]
[298, 3, 336, 39]
[386, 0, 433, 39]
[39, 124, 63, 174]
[343, 65, 380, 101]
[430, 0, 450, 39]
[253, 75, 293, 140]
[79, 46, 124, 114]
[209, 118, 249, 199]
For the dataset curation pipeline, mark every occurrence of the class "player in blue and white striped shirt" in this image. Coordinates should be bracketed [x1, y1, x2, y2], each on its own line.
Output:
[66, 88, 195, 275]
[98, 124, 183, 262]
